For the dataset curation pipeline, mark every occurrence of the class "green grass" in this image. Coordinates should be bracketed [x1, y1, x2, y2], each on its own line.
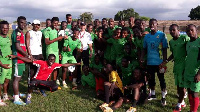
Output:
[0, 34, 197, 112]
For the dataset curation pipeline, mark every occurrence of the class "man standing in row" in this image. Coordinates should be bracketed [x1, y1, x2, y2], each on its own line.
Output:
[12, 16, 28, 105]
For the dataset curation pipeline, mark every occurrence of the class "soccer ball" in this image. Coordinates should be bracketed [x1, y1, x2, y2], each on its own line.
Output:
[68, 66, 75, 72]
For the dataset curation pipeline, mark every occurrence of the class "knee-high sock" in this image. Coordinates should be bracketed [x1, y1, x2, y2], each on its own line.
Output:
[193, 97, 199, 112]
[104, 85, 110, 104]
[188, 94, 194, 112]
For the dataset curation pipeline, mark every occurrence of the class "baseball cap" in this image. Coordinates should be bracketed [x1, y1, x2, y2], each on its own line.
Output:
[33, 19, 40, 24]
[80, 22, 86, 26]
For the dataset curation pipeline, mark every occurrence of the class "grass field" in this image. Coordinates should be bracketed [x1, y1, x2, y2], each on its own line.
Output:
[0, 33, 198, 112]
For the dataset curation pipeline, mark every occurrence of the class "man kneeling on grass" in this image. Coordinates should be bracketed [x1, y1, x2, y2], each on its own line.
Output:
[9, 54, 81, 105]
[101, 67, 147, 112]
[99, 64, 123, 111]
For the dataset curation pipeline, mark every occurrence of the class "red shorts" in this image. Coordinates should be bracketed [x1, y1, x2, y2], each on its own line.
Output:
[95, 77, 104, 92]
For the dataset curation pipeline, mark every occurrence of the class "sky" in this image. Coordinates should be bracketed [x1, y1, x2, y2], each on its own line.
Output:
[0, 0, 200, 23]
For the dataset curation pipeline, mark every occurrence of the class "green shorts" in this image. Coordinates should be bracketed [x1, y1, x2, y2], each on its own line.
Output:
[13, 63, 25, 77]
[61, 55, 77, 64]
[184, 76, 200, 92]
[173, 64, 185, 87]
[0, 66, 12, 84]
[46, 52, 59, 63]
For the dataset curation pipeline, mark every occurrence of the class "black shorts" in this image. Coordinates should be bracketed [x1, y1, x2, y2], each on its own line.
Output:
[30, 79, 58, 92]
[109, 85, 123, 101]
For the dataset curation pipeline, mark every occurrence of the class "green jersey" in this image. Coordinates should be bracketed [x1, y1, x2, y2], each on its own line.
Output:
[134, 37, 144, 50]
[44, 27, 59, 53]
[169, 35, 190, 64]
[145, 27, 151, 32]
[0, 36, 12, 64]
[91, 32, 98, 41]
[107, 26, 118, 38]
[90, 62, 103, 71]
[11, 29, 26, 64]
[127, 27, 133, 35]
[185, 37, 200, 78]
[67, 24, 71, 29]
[104, 26, 118, 61]
[41, 28, 47, 60]
[120, 64, 134, 86]
[58, 30, 69, 52]
[107, 37, 127, 56]
[61, 36, 81, 56]
[81, 72, 96, 88]
[90, 32, 97, 58]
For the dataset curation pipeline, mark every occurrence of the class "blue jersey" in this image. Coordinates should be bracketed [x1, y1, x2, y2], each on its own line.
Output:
[143, 31, 168, 65]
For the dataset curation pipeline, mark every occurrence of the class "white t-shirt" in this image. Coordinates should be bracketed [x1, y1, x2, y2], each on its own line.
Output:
[29, 30, 42, 55]
[78, 31, 93, 50]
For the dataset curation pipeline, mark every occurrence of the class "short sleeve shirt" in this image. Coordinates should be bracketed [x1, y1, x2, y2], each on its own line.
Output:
[143, 31, 168, 65]
[67, 24, 72, 29]
[78, 31, 93, 50]
[134, 37, 144, 50]
[107, 37, 127, 55]
[33, 60, 62, 80]
[90, 32, 98, 41]
[0, 36, 12, 64]
[81, 72, 96, 88]
[90, 63, 103, 71]
[61, 37, 81, 56]
[44, 27, 59, 52]
[11, 29, 26, 64]
[169, 35, 190, 64]
[120, 64, 134, 86]
[109, 71, 123, 93]
[184, 38, 200, 77]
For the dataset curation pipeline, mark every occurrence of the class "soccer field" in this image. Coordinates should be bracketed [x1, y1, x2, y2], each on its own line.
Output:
[0, 34, 197, 112]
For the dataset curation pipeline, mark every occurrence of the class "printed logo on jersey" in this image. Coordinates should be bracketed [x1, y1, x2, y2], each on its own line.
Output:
[17, 32, 21, 41]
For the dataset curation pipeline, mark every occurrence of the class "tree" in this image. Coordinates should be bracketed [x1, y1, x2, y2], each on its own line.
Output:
[0, 19, 5, 22]
[140, 16, 150, 21]
[13, 21, 17, 23]
[114, 8, 140, 21]
[79, 12, 94, 23]
[188, 5, 200, 20]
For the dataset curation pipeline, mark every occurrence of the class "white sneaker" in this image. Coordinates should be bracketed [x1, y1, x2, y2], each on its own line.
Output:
[126, 107, 136, 112]
[72, 82, 77, 87]
[0, 100, 7, 106]
[56, 79, 60, 85]
[184, 91, 188, 98]
[3, 95, 9, 101]
[63, 83, 68, 88]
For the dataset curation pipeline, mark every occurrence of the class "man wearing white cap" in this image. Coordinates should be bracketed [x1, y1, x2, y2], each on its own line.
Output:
[25, 19, 43, 104]
[75, 22, 93, 86]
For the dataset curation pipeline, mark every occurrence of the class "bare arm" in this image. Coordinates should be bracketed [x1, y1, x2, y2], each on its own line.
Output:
[162, 48, 167, 61]
[9, 55, 33, 63]
[25, 31, 31, 56]
[61, 63, 81, 68]
[167, 54, 174, 62]
[127, 83, 144, 89]
[0, 61, 11, 69]
[89, 43, 93, 58]
[45, 36, 63, 45]
[15, 43, 28, 57]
